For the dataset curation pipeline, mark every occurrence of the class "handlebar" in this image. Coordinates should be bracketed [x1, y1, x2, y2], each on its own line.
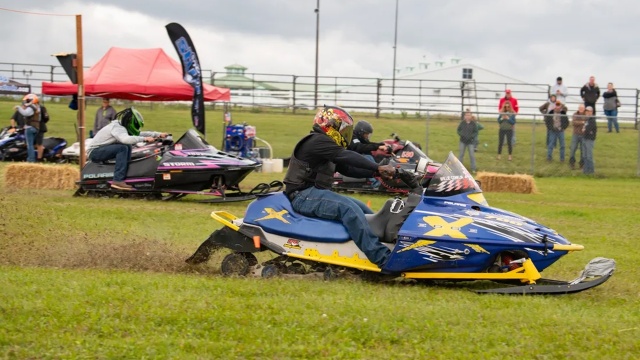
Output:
[394, 167, 422, 194]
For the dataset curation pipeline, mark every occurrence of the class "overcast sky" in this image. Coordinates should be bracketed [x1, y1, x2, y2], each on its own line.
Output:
[1, 0, 639, 89]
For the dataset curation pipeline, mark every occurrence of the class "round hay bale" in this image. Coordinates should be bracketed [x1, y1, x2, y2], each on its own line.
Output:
[475, 171, 537, 194]
[4, 163, 80, 191]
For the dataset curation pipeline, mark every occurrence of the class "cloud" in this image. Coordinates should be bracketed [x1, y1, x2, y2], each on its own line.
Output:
[1, 0, 640, 89]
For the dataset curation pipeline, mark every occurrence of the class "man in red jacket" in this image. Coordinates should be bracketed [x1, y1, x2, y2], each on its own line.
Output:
[499, 89, 519, 144]
[498, 89, 519, 113]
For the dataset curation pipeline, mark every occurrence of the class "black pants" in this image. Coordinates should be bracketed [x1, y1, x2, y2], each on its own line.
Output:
[498, 129, 513, 155]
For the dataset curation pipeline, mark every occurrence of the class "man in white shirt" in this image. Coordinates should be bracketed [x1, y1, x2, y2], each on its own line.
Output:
[550, 76, 568, 104]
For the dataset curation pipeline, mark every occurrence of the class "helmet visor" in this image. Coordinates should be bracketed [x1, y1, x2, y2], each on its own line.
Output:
[338, 121, 353, 144]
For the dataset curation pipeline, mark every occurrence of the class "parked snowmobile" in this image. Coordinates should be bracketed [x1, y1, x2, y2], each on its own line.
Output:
[74, 129, 270, 202]
[332, 140, 440, 194]
[61, 138, 92, 164]
[0, 126, 67, 162]
[371, 133, 422, 163]
[187, 152, 614, 295]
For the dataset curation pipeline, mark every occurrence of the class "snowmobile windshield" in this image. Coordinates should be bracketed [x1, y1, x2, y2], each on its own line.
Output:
[425, 152, 481, 197]
[174, 129, 213, 150]
[398, 141, 432, 164]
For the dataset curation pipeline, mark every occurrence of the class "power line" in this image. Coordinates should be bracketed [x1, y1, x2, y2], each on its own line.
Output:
[0, 6, 75, 17]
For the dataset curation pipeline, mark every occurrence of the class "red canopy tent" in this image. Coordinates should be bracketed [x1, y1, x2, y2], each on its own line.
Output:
[42, 47, 230, 101]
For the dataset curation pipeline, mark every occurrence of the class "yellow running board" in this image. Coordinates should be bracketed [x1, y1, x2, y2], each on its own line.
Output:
[210, 211, 240, 231]
[402, 258, 542, 284]
[287, 249, 382, 272]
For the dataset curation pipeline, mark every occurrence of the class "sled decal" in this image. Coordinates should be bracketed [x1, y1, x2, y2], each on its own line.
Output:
[423, 216, 473, 239]
[255, 208, 290, 224]
[465, 244, 490, 254]
[398, 240, 436, 253]
[398, 240, 466, 262]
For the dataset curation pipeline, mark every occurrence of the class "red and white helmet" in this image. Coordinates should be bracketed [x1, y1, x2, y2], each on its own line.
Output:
[22, 93, 39, 107]
[313, 105, 354, 148]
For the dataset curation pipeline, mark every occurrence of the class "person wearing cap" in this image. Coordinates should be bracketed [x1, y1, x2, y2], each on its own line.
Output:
[544, 100, 569, 162]
[580, 76, 600, 116]
[569, 104, 587, 169]
[93, 98, 117, 136]
[498, 89, 519, 114]
[582, 106, 597, 174]
[550, 76, 568, 104]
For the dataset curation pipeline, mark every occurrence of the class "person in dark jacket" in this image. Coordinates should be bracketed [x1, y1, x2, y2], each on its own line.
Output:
[544, 101, 569, 161]
[582, 106, 597, 174]
[348, 120, 387, 154]
[457, 110, 478, 172]
[348, 120, 388, 188]
[580, 76, 600, 116]
[284, 106, 395, 267]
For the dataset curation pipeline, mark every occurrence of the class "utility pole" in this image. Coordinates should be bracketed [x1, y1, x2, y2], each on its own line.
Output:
[314, 0, 320, 108]
[391, 0, 399, 106]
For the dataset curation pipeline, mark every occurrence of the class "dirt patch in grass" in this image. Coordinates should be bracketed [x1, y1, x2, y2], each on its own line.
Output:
[0, 236, 218, 275]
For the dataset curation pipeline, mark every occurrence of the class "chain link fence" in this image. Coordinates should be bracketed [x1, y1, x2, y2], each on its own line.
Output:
[416, 110, 639, 178]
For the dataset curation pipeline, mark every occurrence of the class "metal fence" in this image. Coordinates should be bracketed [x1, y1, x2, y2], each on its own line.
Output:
[414, 109, 639, 178]
[2, 61, 639, 177]
[3, 61, 639, 127]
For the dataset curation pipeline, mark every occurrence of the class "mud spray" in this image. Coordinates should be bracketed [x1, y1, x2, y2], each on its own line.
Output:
[0, 236, 220, 276]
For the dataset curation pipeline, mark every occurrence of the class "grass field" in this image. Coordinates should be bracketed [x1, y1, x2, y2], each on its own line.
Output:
[1, 102, 640, 358]
[1, 165, 640, 358]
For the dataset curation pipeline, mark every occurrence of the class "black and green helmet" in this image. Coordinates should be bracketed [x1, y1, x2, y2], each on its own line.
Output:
[117, 107, 144, 136]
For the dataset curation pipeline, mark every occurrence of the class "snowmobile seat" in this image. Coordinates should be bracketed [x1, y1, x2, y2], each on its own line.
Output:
[244, 192, 351, 243]
[365, 199, 394, 242]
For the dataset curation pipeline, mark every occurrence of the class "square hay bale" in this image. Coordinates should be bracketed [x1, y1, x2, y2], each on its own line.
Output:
[475, 171, 537, 194]
[4, 163, 80, 191]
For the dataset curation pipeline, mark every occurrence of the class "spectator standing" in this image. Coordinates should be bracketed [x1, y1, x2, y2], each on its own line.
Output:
[544, 100, 569, 162]
[8, 110, 25, 133]
[580, 76, 600, 116]
[569, 104, 587, 169]
[582, 106, 597, 175]
[602, 82, 620, 133]
[93, 98, 117, 136]
[498, 89, 519, 113]
[34, 104, 48, 162]
[457, 111, 478, 172]
[539, 94, 557, 146]
[550, 76, 568, 104]
[499, 89, 519, 145]
[496, 101, 515, 161]
[14, 94, 41, 162]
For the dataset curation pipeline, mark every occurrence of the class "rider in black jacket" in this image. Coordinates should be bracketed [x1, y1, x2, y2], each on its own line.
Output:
[284, 106, 395, 267]
[348, 120, 387, 154]
[347, 120, 389, 189]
